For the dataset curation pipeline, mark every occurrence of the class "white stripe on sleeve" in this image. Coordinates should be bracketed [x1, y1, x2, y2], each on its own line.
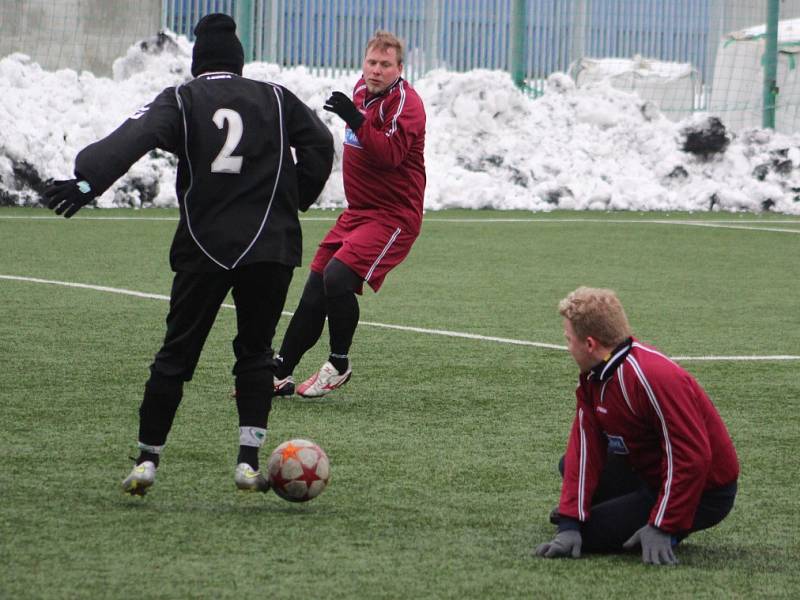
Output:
[627, 355, 673, 527]
[577, 407, 587, 521]
[386, 82, 406, 138]
[618, 363, 636, 415]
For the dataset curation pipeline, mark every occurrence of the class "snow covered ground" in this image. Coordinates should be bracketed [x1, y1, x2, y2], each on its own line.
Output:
[2, 31, 800, 214]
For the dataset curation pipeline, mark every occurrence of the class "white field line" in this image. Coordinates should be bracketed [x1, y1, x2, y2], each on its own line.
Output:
[2, 214, 800, 234]
[2, 274, 798, 362]
[424, 218, 800, 234]
[3, 214, 800, 224]
[0, 215, 337, 222]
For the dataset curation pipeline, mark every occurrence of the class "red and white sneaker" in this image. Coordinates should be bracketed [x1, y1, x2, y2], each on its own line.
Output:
[297, 361, 352, 398]
[273, 375, 295, 397]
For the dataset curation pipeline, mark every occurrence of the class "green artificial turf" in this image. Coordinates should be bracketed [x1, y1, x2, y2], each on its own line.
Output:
[1, 207, 798, 598]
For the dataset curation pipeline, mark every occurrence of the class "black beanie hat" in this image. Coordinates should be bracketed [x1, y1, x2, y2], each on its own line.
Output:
[191, 13, 244, 77]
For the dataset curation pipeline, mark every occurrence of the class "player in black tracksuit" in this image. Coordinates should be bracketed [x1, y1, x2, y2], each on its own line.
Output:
[43, 14, 334, 495]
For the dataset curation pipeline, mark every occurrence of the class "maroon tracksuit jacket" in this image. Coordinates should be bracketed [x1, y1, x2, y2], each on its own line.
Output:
[341, 76, 426, 234]
[558, 338, 739, 534]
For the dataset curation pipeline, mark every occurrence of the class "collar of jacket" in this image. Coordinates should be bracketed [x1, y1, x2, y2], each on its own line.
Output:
[587, 337, 634, 382]
[195, 71, 239, 80]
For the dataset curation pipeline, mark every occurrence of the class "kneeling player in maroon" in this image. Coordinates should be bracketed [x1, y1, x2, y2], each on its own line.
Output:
[273, 30, 426, 398]
[535, 287, 739, 566]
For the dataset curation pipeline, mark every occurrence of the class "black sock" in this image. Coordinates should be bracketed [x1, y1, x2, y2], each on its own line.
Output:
[136, 451, 160, 468]
[273, 355, 288, 379]
[235, 370, 273, 471]
[237, 446, 259, 470]
[326, 292, 359, 363]
[328, 353, 349, 374]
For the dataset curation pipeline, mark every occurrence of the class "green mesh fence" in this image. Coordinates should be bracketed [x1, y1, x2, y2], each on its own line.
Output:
[4, 1, 800, 132]
[0, 0, 161, 77]
[546, 0, 800, 130]
[707, 0, 800, 133]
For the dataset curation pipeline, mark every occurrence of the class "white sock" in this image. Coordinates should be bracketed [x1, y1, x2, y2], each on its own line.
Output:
[239, 426, 267, 448]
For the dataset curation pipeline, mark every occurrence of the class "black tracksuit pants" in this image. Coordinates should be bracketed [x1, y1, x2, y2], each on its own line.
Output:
[152, 262, 293, 381]
[558, 453, 737, 552]
[138, 261, 293, 449]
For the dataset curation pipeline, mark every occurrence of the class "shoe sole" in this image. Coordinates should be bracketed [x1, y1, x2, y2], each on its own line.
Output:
[123, 480, 153, 496]
[298, 372, 351, 398]
[235, 477, 270, 493]
[236, 484, 270, 493]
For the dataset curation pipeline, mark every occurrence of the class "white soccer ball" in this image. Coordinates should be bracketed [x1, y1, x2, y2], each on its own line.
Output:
[267, 439, 330, 502]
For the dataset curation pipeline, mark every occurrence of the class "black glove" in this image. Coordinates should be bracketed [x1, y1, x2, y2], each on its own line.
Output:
[323, 91, 365, 131]
[534, 530, 582, 559]
[44, 179, 96, 218]
[623, 524, 678, 566]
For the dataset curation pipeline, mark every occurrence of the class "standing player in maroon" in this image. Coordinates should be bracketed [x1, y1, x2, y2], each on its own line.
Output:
[273, 30, 426, 398]
[535, 287, 739, 565]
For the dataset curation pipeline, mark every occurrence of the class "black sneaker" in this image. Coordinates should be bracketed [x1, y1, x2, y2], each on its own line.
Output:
[274, 375, 295, 397]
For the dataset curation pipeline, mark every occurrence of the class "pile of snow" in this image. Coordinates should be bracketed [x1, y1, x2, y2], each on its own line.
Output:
[2, 31, 800, 213]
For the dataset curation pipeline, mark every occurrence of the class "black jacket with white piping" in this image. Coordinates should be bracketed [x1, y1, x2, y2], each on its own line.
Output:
[75, 72, 333, 272]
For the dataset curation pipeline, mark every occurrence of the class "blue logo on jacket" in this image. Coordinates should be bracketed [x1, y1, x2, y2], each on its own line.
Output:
[344, 127, 362, 148]
[606, 434, 629, 455]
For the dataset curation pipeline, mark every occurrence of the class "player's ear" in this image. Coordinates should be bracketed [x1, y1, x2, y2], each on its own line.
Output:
[584, 336, 599, 353]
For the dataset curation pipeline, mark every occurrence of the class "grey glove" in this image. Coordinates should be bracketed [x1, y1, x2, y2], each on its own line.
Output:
[534, 530, 582, 559]
[623, 524, 678, 566]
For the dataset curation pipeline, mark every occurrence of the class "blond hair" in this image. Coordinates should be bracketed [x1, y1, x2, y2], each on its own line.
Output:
[365, 30, 405, 65]
[558, 287, 632, 347]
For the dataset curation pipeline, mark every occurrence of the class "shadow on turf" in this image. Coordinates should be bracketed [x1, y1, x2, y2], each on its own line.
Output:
[527, 525, 789, 571]
[115, 494, 337, 515]
[673, 543, 791, 571]
[562, 543, 791, 572]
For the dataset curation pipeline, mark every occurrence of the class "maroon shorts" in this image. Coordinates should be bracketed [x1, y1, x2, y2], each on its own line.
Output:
[309, 215, 419, 293]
